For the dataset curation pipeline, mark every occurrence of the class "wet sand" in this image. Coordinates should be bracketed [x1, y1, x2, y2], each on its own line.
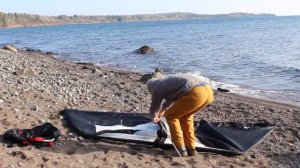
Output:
[0, 49, 299, 168]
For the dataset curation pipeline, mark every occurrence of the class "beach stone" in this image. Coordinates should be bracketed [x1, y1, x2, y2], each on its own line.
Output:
[250, 154, 258, 159]
[91, 68, 101, 73]
[31, 105, 39, 112]
[105, 72, 114, 76]
[71, 77, 78, 82]
[13, 92, 19, 96]
[82, 66, 89, 70]
[267, 108, 275, 112]
[297, 131, 300, 139]
[78, 136, 84, 141]
[76, 62, 94, 66]
[134, 45, 154, 54]
[9, 151, 28, 160]
[39, 119, 46, 123]
[7, 144, 14, 148]
[171, 162, 185, 167]
[15, 67, 36, 76]
[17, 162, 23, 166]
[217, 88, 230, 92]
[3, 45, 18, 53]
[16, 115, 22, 119]
[77, 158, 84, 163]
[42, 156, 50, 162]
[26, 48, 36, 52]
[26, 48, 41, 52]
[0, 99, 3, 104]
[140, 73, 153, 83]
[8, 165, 15, 168]
[17, 79, 23, 84]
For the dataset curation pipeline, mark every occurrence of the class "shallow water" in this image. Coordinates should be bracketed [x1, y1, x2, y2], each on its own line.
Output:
[1, 16, 300, 105]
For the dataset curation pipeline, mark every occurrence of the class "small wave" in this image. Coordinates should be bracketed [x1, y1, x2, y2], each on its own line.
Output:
[281, 67, 300, 78]
[267, 64, 300, 74]
[185, 71, 300, 105]
[187, 71, 262, 95]
[174, 71, 242, 89]
[270, 65, 300, 79]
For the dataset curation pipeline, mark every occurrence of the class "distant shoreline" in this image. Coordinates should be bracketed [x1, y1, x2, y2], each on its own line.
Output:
[0, 12, 276, 29]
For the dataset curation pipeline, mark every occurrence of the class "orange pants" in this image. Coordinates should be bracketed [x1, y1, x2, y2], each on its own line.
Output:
[164, 85, 214, 149]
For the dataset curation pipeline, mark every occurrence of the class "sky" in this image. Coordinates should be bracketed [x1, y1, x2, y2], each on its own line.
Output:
[0, 0, 300, 16]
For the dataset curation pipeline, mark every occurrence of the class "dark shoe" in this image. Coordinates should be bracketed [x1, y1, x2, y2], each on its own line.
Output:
[187, 148, 197, 156]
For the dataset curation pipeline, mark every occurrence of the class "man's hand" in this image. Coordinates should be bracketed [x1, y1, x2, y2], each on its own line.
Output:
[157, 109, 165, 119]
[152, 116, 160, 123]
[152, 110, 165, 123]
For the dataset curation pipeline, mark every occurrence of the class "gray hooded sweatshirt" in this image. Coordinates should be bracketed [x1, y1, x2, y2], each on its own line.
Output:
[146, 73, 207, 117]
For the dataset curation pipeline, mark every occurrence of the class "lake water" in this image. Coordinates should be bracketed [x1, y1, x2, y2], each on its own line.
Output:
[1, 16, 300, 105]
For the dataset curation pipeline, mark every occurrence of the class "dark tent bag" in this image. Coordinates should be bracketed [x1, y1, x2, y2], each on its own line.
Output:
[4, 123, 61, 147]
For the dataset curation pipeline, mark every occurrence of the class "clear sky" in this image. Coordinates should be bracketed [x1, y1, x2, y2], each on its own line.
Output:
[0, 0, 300, 16]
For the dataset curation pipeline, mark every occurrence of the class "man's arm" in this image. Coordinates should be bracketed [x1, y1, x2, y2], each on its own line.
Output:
[149, 93, 163, 118]
[161, 100, 174, 111]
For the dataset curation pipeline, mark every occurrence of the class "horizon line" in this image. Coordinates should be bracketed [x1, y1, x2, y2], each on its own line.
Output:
[0, 11, 279, 16]
[1, 11, 299, 17]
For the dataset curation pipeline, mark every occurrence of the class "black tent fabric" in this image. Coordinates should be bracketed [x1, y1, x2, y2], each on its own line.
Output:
[62, 109, 274, 155]
[194, 120, 274, 154]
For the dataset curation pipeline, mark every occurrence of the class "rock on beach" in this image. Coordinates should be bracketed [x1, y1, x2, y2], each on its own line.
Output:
[3, 45, 18, 53]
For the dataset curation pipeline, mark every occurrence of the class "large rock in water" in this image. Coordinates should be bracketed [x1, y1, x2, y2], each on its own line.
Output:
[3, 45, 18, 53]
[134, 45, 154, 54]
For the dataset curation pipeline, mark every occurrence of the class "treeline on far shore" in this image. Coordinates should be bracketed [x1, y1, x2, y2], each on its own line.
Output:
[0, 12, 275, 28]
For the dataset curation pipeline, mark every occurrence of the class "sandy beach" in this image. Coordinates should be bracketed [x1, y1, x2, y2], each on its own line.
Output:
[0, 48, 299, 168]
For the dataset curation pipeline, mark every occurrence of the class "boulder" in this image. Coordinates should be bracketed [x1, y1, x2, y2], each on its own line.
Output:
[26, 48, 36, 52]
[217, 88, 230, 92]
[26, 48, 41, 52]
[134, 45, 154, 54]
[140, 73, 152, 83]
[3, 45, 18, 53]
[91, 67, 101, 73]
[76, 62, 94, 66]
[15, 67, 36, 76]
[46, 52, 54, 55]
